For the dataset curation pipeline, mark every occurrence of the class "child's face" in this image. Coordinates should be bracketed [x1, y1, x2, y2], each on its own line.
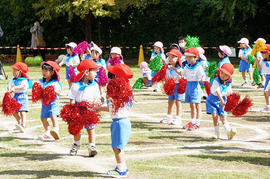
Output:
[219, 70, 230, 81]
[168, 54, 178, 66]
[12, 68, 20, 78]
[185, 55, 197, 65]
[240, 43, 247, 49]
[111, 53, 120, 58]
[154, 46, 161, 54]
[86, 68, 98, 81]
[178, 40, 186, 48]
[66, 47, 72, 55]
[91, 51, 100, 60]
[42, 68, 54, 80]
[262, 51, 270, 60]
[218, 51, 224, 58]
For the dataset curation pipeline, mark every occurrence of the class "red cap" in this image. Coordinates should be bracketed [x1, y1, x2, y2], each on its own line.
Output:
[42, 61, 61, 81]
[11, 62, 29, 78]
[74, 59, 100, 82]
[261, 44, 270, 53]
[220, 63, 234, 76]
[108, 63, 133, 80]
[184, 47, 199, 57]
[166, 49, 182, 65]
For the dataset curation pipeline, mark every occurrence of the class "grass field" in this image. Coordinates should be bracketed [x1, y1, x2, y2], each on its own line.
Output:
[0, 61, 270, 179]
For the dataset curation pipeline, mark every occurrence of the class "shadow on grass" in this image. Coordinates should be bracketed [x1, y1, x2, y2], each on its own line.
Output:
[242, 115, 270, 122]
[188, 153, 270, 166]
[0, 152, 67, 161]
[149, 135, 215, 143]
[0, 170, 108, 178]
[0, 136, 15, 142]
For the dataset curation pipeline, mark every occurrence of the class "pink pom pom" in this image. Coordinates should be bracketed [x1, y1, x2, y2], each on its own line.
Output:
[69, 66, 76, 83]
[2, 92, 22, 115]
[163, 78, 176, 96]
[98, 67, 108, 87]
[73, 41, 89, 55]
[109, 56, 122, 66]
[43, 86, 56, 106]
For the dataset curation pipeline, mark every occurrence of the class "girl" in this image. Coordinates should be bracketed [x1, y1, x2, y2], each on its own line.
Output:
[160, 49, 184, 127]
[177, 47, 205, 130]
[217, 45, 232, 68]
[107, 47, 124, 66]
[238, 38, 254, 86]
[59, 42, 80, 87]
[139, 62, 152, 87]
[206, 63, 236, 139]
[69, 59, 101, 157]
[8, 62, 32, 133]
[91, 45, 106, 69]
[38, 61, 62, 141]
[254, 38, 267, 88]
[150, 41, 166, 92]
[255, 44, 270, 112]
[97, 63, 133, 178]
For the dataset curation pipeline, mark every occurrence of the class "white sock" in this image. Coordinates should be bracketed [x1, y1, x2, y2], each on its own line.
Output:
[223, 123, 231, 133]
[53, 126, 59, 131]
[195, 119, 200, 126]
[89, 143, 95, 147]
[214, 126, 220, 134]
[74, 140, 81, 146]
[45, 130, 50, 135]
[166, 114, 172, 119]
[117, 163, 127, 171]
[191, 118, 196, 124]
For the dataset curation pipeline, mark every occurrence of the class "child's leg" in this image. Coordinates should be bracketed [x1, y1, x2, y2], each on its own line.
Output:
[248, 71, 253, 82]
[13, 112, 20, 124]
[220, 116, 236, 140]
[87, 128, 95, 144]
[175, 100, 182, 118]
[195, 103, 201, 120]
[264, 91, 270, 106]
[212, 113, 220, 138]
[19, 111, 26, 126]
[189, 103, 195, 119]
[50, 115, 59, 129]
[41, 118, 50, 131]
[241, 72, 246, 81]
[142, 77, 149, 86]
[50, 116, 60, 140]
[113, 148, 127, 171]
[167, 100, 174, 115]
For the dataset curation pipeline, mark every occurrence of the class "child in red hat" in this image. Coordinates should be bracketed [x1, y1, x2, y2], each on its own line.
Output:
[177, 47, 205, 130]
[38, 61, 62, 141]
[68, 59, 101, 157]
[160, 49, 184, 127]
[206, 63, 236, 140]
[7, 62, 32, 132]
[96, 63, 133, 178]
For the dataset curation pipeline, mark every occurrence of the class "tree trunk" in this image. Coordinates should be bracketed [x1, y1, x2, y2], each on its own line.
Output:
[85, 13, 93, 42]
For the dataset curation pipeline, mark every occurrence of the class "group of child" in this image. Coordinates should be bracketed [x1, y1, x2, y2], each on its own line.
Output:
[2, 37, 270, 177]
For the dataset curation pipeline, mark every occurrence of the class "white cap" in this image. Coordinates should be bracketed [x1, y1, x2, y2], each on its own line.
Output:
[254, 38, 266, 44]
[65, 42, 77, 49]
[110, 47, 122, 55]
[197, 47, 205, 55]
[91, 43, 102, 55]
[219, 45, 232, 56]
[238, 38, 249, 46]
[153, 41, 163, 49]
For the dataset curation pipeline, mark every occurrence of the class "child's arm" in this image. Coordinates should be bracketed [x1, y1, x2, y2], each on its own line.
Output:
[255, 57, 262, 71]
[55, 90, 61, 96]
[216, 90, 225, 107]
[169, 65, 182, 76]
[95, 104, 109, 112]
[9, 83, 27, 93]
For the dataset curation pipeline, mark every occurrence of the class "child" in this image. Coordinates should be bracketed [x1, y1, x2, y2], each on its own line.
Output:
[206, 63, 236, 139]
[177, 47, 205, 130]
[38, 61, 62, 141]
[97, 63, 133, 178]
[160, 49, 184, 127]
[107, 47, 124, 66]
[217, 45, 232, 68]
[59, 42, 80, 87]
[254, 38, 267, 88]
[91, 45, 106, 69]
[8, 62, 32, 133]
[139, 62, 152, 87]
[69, 59, 101, 157]
[238, 38, 254, 86]
[150, 41, 166, 92]
[178, 36, 187, 55]
[255, 44, 270, 112]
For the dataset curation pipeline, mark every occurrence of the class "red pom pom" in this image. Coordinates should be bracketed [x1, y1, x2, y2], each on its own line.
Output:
[79, 101, 101, 125]
[177, 78, 187, 94]
[2, 92, 22, 115]
[67, 121, 84, 136]
[69, 66, 76, 83]
[224, 93, 240, 112]
[163, 78, 176, 96]
[107, 77, 134, 113]
[43, 86, 56, 106]
[151, 64, 168, 83]
[232, 96, 253, 116]
[32, 82, 43, 103]
[204, 81, 211, 96]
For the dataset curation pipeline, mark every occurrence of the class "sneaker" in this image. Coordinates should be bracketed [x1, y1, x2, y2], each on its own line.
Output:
[261, 105, 270, 113]
[153, 88, 160, 92]
[188, 124, 200, 131]
[15, 124, 25, 133]
[257, 83, 264, 88]
[183, 122, 192, 129]
[160, 115, 171, 124]
[251, 81, 256, 86]
[215, 131, 220, 139]
[70, 143, 80, 156]
[50, 129, 60, 140]
[227, 128, 237, 140]
[241, 81, 248, 86]
[38, 133, 54, 141]
[88, 145, 98, 157]
[169, 118, 183, 128]
[107, 168, 128, 178]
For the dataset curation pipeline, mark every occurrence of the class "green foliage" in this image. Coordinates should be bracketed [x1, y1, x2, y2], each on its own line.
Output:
[132, 78, 144, 89]
[148, 55, 163, 72]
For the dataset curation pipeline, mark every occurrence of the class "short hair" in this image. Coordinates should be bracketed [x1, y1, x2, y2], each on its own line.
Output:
[178, 36, 186, 41]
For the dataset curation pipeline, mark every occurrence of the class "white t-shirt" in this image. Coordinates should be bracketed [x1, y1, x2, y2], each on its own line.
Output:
[166, 67, 182, 82]
[62, 54, 80, 66]
[181, 63, 204, 81]
[210, 79, 232, 96]
[69, 81, 101, 103]
[108, 103, 129, 119]
[259, 60, 270, 75]
[238, 48, 251, 59]
[8, 78, 29, 93]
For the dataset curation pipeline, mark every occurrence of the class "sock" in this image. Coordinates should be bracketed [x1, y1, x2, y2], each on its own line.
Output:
[45, 130, 50, 135]
[195, 119, 200, 126]
[175, 116, 181, 120]
[54, 126, 59, 131]
[74, 140, 81, 146]
[117, 163, 127, 172]
[223, 123, 231, 133]
[214, 126, 220, 134]
[190, 118, 196, 124]
[156, 82, 160, 89]
[89, 143, 95, 147]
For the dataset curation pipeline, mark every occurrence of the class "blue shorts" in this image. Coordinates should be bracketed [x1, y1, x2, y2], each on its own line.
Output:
[185, 81, 202, 103]
[41, 100, 59, 118]
[265, 74, 270, 91]
[206, 94, 227, 117]
[168, 83, 184, 101]
[14, 92, 28, 112]
[111, 118, 131, 150]
[239, 60, 252, 72]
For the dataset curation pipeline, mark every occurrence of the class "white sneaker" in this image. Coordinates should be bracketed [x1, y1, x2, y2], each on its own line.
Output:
[38, 133, 54, 141]
[153, 88, 161, 92]
[261, 105, 270, 113]
[15, 124, 25, 133]
[227, 128, 237, 140]
[50, 129, 60, 140]
[169, 118, 183, 128]
[70, 143, 80, 156]
[160, 115, 171, 124]
[88, 145, 98, 157]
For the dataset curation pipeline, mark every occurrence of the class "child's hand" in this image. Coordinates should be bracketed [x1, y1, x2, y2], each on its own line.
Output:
[220, 100, 225, 107]
[9, 87, 15, 93]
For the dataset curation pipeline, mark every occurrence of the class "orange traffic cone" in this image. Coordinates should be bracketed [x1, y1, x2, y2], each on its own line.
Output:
[16, 45, 23, 63]
[137, 45, 145, 66]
